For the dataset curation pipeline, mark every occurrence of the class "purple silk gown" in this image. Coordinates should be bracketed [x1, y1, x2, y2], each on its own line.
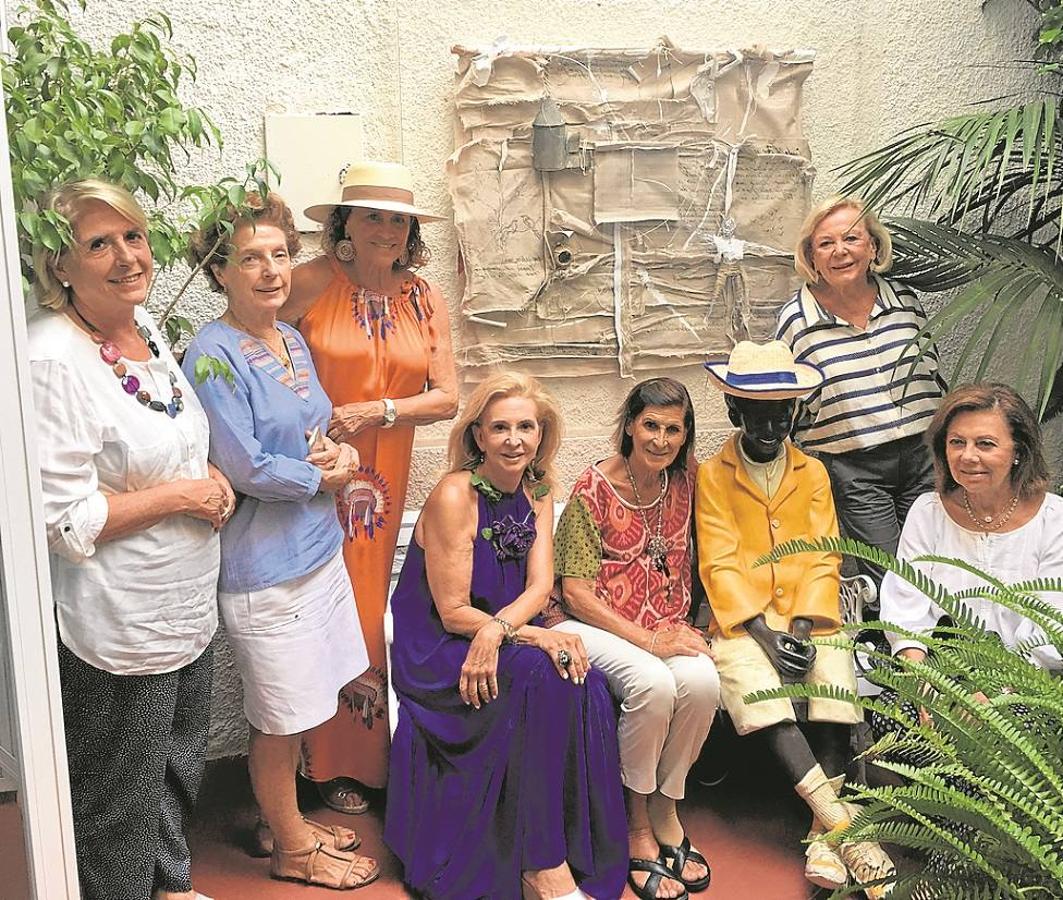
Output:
[384, 487, 628, 899]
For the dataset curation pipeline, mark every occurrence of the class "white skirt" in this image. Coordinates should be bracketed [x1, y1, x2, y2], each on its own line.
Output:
[218, 550, 368, 735]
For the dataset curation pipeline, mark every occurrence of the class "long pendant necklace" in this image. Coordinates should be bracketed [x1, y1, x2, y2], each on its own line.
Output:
[623, 458, 669, 572]
[70, 302, 184, 417]
[962, 490, 1019, 532]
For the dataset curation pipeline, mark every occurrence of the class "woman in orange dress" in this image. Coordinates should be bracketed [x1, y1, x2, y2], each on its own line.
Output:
[282, 161, 458, 815]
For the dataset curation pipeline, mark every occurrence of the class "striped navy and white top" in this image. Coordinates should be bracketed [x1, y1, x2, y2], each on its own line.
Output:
[775, 276, 946, 455]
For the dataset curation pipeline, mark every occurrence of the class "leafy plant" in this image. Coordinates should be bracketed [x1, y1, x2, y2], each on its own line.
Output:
[749, 536, 1063, 899]
[2, 0, 273, 354]
[154, 164, 276, 349]
[837, 0, 1063, 418]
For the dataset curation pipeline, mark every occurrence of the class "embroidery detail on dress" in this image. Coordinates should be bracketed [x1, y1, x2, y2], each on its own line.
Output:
[337, 465, 392, 540]
[341, 665, 388, 729]
[238, 332, 311, 398]
[347, 278, 426, 339]
[408, 279, 424, 321]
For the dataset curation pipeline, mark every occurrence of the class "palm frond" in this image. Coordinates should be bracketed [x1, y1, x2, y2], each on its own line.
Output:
[836, 97, 1063, 236]
[881, 218, 1063, 417]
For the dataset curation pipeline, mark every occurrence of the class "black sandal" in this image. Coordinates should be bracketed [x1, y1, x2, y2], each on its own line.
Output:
[627, 855, 689, 900]
[657, 835, 711, 893]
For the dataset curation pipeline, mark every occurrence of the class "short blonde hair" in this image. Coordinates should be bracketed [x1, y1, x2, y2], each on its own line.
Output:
[794, 195, 893, 285]
[447, 371, 563, 493]
[32, 180, 149, 311]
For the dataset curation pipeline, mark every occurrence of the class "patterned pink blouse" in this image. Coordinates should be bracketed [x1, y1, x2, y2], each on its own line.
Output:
[543, 462, 695, 630]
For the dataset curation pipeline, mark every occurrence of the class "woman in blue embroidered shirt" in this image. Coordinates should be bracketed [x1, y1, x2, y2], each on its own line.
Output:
[183, 193, 378, 890]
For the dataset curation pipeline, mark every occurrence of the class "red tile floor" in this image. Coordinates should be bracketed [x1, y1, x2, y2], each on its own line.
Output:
[1, 725, 864, 898]
[186, 725, 829, 900]
[0, 791, 33, 899]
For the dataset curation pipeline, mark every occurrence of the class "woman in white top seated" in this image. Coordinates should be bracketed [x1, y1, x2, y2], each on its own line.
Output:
[28, 180, 233, 900]
[881, 382, 1063, 671]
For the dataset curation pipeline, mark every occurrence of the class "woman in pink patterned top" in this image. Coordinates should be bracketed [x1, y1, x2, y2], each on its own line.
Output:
[546, 377, 719, 900]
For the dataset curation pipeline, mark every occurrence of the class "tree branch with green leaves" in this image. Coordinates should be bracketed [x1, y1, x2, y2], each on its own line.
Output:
[2, 0, 277, 384]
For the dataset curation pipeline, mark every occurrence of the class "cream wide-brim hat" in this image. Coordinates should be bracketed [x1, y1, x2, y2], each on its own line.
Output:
[705, 339, 824, 401]
[303, 160, 444, 224]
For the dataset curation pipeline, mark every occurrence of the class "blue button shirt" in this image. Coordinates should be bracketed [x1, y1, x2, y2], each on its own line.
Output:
[182, 319, 343, 593]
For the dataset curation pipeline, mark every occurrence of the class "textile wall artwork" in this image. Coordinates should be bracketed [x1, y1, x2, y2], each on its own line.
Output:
[448, 39, 816, 378]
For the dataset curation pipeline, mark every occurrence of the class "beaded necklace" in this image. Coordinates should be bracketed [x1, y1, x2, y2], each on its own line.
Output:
[70, 302, 184, 418]
[623, 457, 669, 573]
[962, 489, 1019, 532]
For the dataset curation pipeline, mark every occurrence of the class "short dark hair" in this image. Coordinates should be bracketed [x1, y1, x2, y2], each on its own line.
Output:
[613, 377, 696, 475]
[323, 205, 430, 270]
[926, 382, 1048, 498]
[188, 192, 302, 292]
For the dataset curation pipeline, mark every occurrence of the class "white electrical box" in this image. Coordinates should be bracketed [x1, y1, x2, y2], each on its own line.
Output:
[264, 112, 364, 232]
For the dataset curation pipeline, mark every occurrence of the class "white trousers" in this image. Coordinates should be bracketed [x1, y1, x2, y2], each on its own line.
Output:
[553, 620, 720, 799]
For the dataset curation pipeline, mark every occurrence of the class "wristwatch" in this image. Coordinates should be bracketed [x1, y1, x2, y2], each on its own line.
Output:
[381, 397, 397, 429]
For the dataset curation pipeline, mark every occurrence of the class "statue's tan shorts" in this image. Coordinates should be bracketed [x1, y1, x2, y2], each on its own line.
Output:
[711, 633, 861, 735]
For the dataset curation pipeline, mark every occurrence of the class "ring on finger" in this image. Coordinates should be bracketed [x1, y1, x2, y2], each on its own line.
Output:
[557, 649, 571, 667]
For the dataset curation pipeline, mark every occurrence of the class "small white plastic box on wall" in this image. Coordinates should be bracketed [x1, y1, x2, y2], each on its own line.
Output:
[264, 112, 364, 233]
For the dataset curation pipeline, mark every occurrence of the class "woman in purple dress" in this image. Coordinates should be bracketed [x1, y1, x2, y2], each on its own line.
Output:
[384, 372, 628, 900]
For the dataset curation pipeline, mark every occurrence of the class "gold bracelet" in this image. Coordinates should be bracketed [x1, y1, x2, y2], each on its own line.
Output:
[649, 631, 659, 655]
[492, 616, 518, 644]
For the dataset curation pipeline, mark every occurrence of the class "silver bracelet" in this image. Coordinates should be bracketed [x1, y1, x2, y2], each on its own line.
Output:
[492, 616, 518, 644]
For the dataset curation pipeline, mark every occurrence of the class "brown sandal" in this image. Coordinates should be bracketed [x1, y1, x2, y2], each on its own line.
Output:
[317, 777, 370, 815]
[271, 840, 379, 890]
[250, 816, 361, 858]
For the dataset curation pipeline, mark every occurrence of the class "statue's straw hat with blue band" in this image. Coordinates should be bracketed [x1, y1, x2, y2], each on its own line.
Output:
[704, 340, 823, 401]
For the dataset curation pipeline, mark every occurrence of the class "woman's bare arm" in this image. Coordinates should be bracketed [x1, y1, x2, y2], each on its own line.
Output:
[563, 573, 709, 657]
[98, 477, 228, 542]
[563, 575, 654, 649]
[279, 255, 332, 325]
[420, 475, 490, 637]
[388, 285, 458, 426]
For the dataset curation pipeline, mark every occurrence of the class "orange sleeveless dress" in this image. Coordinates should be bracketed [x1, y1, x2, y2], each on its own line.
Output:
[298, 259, 440, 788]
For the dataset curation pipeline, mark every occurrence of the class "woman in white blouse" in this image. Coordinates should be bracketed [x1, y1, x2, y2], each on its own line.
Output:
[28, 180, 233, 900]
[881, 382, 1063, 671]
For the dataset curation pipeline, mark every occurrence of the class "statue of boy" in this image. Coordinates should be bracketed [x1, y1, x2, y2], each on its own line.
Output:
[696, 340, 894, 898]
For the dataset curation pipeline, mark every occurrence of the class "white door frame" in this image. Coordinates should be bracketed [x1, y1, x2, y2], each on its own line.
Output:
[0, 6, 81, 896]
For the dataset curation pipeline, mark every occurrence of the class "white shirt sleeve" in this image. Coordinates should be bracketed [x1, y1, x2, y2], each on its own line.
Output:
[30, 357, 110, 563]
[881, 493, 943, 656]
[1020, 501, 1063, 670]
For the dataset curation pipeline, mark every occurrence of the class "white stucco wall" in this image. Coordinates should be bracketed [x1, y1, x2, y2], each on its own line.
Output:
[12, 0, 1042, 755]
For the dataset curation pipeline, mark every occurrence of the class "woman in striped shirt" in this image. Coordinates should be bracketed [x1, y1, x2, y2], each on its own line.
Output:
[776, 196, 946, 584]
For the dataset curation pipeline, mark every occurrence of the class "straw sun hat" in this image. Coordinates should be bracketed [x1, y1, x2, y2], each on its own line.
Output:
[303, 160, 444, 224]
[705, 340, 823, 401]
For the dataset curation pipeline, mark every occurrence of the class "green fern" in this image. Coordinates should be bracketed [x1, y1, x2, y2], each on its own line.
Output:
[750, 536, 1063, 897]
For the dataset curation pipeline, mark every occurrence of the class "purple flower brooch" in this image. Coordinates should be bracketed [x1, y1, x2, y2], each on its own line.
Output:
[470, 472, 543, 561]
[482, 514, 537, 561]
